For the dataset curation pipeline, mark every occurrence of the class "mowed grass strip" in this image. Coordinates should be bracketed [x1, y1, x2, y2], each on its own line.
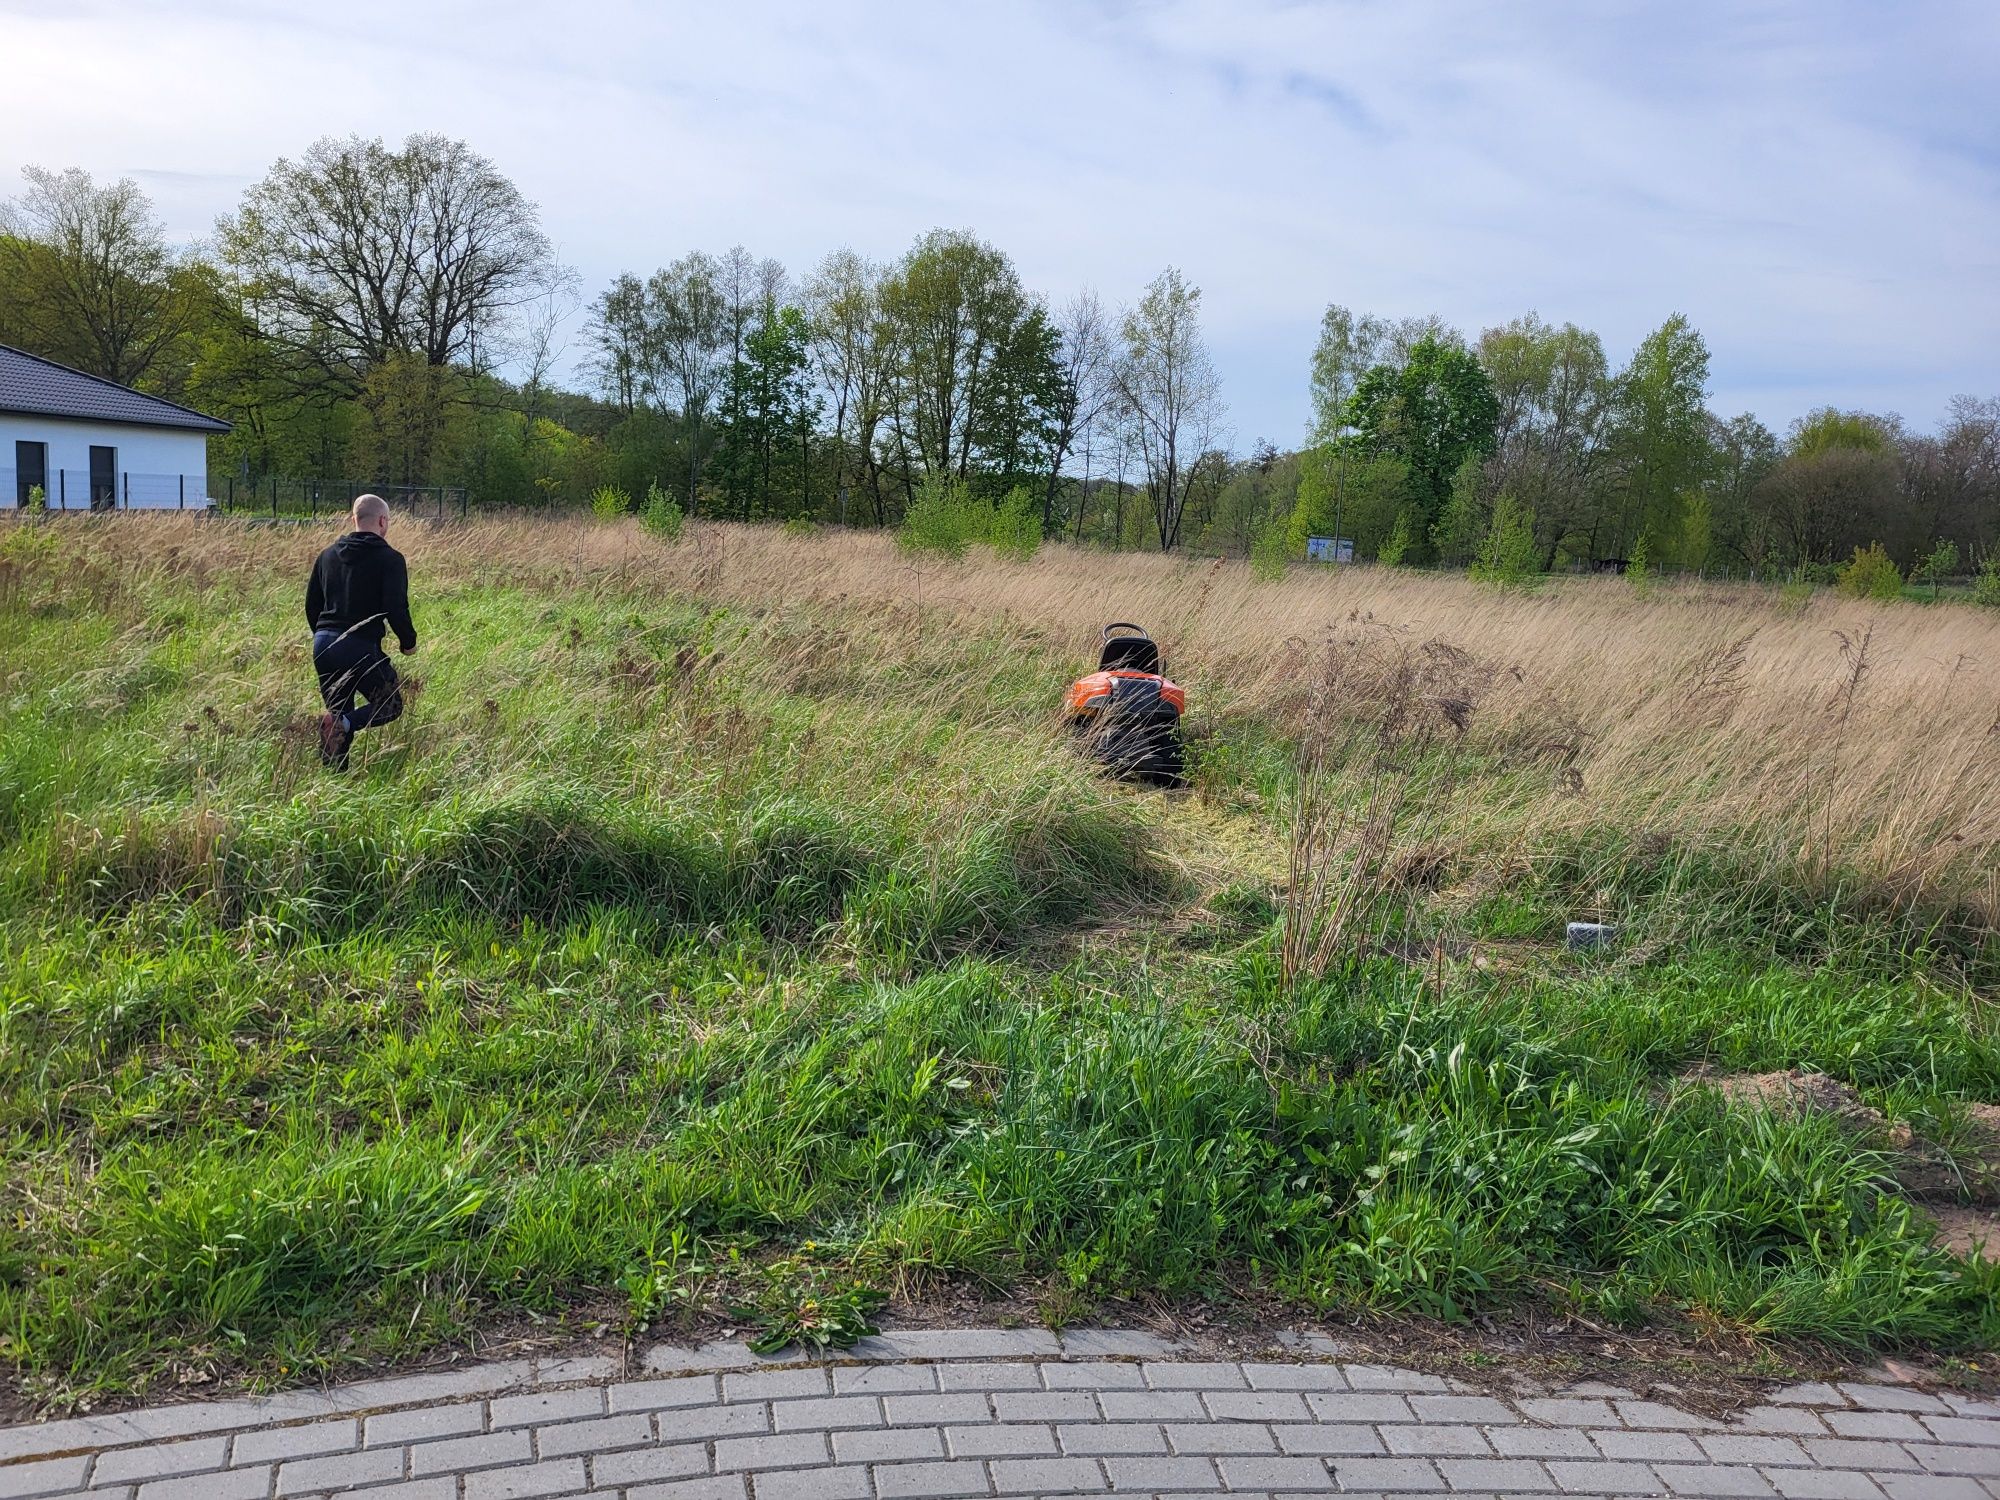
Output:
[1, 515, 1996, 1408]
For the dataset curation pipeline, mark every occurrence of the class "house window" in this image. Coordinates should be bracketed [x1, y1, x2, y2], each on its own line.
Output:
[90, 445, 117, 509]
[13, 441, 47, 507]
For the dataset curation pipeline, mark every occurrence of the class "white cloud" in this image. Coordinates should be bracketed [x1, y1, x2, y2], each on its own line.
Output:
[4, 0, 1994, 443]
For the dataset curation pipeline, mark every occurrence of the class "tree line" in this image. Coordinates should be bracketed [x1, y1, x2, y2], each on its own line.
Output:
[2, 132, 1994, 575]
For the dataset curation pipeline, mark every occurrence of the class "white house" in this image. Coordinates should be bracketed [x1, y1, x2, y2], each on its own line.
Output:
[1, 343, 230, 510]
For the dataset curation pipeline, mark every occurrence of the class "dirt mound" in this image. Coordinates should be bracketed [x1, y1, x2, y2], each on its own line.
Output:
[1679, 1067, 2000, 1258]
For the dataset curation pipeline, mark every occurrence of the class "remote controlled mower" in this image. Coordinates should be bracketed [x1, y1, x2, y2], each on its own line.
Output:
[1064, 623, 1186, 787]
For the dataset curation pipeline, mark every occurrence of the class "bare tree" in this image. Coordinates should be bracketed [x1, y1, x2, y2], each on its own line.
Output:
[585, 273, 649, 419]
[1, 166, 194, 386]
[648, 253, 730, 508]
[1114, 267, 1225, 551]
[803, 249, 893, 526]
[219, 133, 557, 396]
[1043, 290, 1114, 531]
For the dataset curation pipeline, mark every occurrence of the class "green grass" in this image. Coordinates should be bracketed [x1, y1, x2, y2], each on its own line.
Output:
[2, 518, 1997, 1405]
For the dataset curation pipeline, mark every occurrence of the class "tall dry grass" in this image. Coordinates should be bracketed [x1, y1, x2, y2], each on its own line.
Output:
[21, 511, 2000, 934]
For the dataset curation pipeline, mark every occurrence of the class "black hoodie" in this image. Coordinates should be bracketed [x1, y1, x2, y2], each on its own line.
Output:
[305, 531, 416, 652]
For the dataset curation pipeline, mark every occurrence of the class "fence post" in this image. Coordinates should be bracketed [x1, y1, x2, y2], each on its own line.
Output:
[58, 470, 66, 511]
[179, 474, 185, 511]
[227, 476, 233, 513]
[271, 475, 277, 518]
[123, 473, 129, 510]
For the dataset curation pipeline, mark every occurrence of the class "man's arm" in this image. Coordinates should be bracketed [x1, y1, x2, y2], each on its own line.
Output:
[387, 552, 417, 653]
[305, 555, 323, 632]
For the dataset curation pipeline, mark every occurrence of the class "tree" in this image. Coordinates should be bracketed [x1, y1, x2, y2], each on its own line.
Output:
[1477, 313, 1611, 563]
[1114, 267, 1225, 551]
[1756, 410, 1905, 565]
[1042, 290, 1115, 531]
[1, 166, 198, 388]
[1346, 333, 1498, 543]
[803, 249, 890, 524]
[741, 301, 816, 517]
[647, 252, 729, 508]
[1308, 304, 1388, 441]
[585, 273, 649, 419]
[1606, 313, 1711, 561]
[219, 134, 557, 397]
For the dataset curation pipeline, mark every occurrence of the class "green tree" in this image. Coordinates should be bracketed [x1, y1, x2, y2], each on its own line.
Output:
[1346, 334, 1498, 541]
[1606, 314, 1711, 561]
[1470, 493, 1541, 588]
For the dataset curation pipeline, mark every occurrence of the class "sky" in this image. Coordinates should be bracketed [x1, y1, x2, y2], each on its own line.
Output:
[4, 0, 1997, 450]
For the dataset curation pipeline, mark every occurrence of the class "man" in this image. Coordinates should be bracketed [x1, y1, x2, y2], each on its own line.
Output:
[306, 493, 417, 768]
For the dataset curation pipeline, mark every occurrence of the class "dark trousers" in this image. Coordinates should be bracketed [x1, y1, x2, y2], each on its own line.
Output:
[313, 629, 403, 734]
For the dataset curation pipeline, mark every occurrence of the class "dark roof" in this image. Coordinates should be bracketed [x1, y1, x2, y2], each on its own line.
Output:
[0, 344, 230, 433]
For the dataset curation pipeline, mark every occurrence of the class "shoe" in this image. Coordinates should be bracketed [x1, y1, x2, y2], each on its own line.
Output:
[319, 711, 351, 768]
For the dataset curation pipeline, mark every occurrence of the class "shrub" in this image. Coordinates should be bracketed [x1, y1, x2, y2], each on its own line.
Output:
[989, 486, 1042, 562]
[1974, 556, 2000, 608]
[1469, 493, 1540, 590]
[1249, 520, 1289, 581]
[24, 483, 45, 514]
[1376, 508, 1414, 567]
[1836, 542, 1902, 600]
[898, 474, 981, 559]
[590, 484, 632, 521]
[641, 483, 684, 541]
[780, 517, 818, 538]
[1626, 535, 1651, 596]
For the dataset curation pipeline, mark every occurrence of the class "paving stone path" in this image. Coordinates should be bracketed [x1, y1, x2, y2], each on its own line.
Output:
[5, 1329, 1998, 1500]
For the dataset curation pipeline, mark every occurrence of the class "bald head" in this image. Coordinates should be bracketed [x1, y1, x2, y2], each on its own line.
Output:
[351, 494, 389, 535]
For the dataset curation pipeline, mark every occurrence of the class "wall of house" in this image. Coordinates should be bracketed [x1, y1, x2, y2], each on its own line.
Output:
[0, 415, 213, 509]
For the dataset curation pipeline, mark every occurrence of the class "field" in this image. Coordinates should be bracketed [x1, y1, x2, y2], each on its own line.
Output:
[2, 514, 1998, 1412]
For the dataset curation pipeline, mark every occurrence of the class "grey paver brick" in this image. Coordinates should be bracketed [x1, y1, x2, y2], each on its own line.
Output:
[607, 1375, 721, 1412]
[990, 1456, 1107, 1492]
[835, 1426, 947, 1463]
[653, 1402, 771, 1443]
[1490, 1427, 1599, 1459]
[364, 1401, 487, 1445]
[640, 1341, 773, 1376]
[1060, 1329, 1187, 1359]
[1341, 1364, 1451, 1392]
[332, 1364, 536, 1414]
[1592, 1429, 1707, 1462]
[1435, 1457, 1564, 1491]
[534, 1355, 619, 1386]
[870, 1459, 992, 1497]
[1216, 1455, 1333, 1489]
[1273, 1423, 1385, 1456]
[1656, 1465, 1778, 1496]
[1880, 1478, 1985, 1500]
[1096, 1390, 1207, 1422]
[1408, 1394, 1520, 1424]
[491, 1387, 605, 1429]
[233, 1419, 360, 1465]
[1825, 1412, 1930, 1441]
[1768, 1384, 1845, 1407]
[627, 1479, 747, 1500]
[1146, 1362, 1251, 1390]
[1765, 1470, 1886, 1499]
[533, 1413, 652, 1457]
[1763, 1472, 1886, 1500]
[341, 1481, 460, 1500]
[937, 1363, 1042, 1392]
[1163, 1422, 1277, 1455]
[753, 1465, 873, 1500]
[1697, 1435, 1812, 1466]
[1303, 1392, 1416, 1424]
[0, 1457, 90, 1500]
[1545, 1459, 1673, 1494]
[1915, 1445, 2000, 1476]
[408, 1429, 533, 1476]
[1043, 1361, 1146, 1389]
[1521, 1398, 1622, 1427]
[1619, 1400, 1720, 1430]
[991, 1391, 1098, 1423]
[1943, 1396, 2000, 1419]
[1326, 1455, 1445, 1491]
[1099, 1454, 1222, 1491]
[94, 1438, 230, 1484]
[1735, 1407, 1832, 1437]
[1927, 1418, 2000, 1448]
[884, 1393, 993, 1426]
[138, 1468, 274, 1500]
[1198, 1390, 1309, 1423]
[721, 1369, 827, 1404]
[768, 1395, 882, 1431]
[1381, 1423, 1493, 1457]
[1838, 1385, 1949, 1415]
[1238, 1363, 1348, 1391]
[860, 1329, 1061, 1360]
[1061, 1423, 1170, 1455]
[590, 1445, 709, 1487]
[275, 1444, 405, 1493]
[463, 1458, 588, 1500]
[1804, 1439, 1920, 1471]
[945, 1423, 1058, 1457]
[832, 1364, 939, 1395]
[710, 1432, 830, 1472]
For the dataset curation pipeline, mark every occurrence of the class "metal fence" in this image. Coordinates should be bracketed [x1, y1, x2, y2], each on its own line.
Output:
[213, 478, 469, 522]
[4, 466, 215, 510]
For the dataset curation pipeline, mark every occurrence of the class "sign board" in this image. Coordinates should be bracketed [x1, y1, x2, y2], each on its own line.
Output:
[1306, 535, 1354, 563]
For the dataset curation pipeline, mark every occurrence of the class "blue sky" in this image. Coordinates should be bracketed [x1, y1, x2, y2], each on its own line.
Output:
[5, 0, 1996, 449]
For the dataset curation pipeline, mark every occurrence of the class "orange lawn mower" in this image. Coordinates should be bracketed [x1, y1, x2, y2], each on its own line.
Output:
[1063, 623, 1187, 788]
